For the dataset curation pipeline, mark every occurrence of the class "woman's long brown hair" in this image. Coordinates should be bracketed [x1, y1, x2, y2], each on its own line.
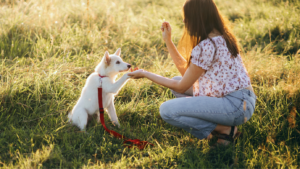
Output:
[178, 0, 240, 67]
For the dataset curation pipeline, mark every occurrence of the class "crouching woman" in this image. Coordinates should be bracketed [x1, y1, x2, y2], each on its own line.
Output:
[128, 0, 256, 146]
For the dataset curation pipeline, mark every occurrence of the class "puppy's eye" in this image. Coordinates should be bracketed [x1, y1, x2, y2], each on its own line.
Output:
[116, 61, 120, 64]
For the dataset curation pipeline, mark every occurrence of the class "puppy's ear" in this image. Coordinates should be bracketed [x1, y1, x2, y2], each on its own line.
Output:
[104, 51, 111, 65]
[114, 48, 121, 56]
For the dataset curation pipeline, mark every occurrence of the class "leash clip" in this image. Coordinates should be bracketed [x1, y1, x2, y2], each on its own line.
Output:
[99, 77, 103, 88]
[98, 74, 107, 88]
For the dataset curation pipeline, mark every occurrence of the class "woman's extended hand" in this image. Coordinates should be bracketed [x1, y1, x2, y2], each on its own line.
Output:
[128, 69, 146, 79]
[161, 21, 172, 42]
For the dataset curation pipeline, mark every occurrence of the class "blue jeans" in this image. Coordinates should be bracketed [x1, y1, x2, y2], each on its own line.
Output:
[159, 77, 257, 140]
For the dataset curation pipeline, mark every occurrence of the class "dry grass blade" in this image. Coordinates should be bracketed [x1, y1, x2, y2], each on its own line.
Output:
[266, 135, 275, 144]
[287, 106, 297, 128]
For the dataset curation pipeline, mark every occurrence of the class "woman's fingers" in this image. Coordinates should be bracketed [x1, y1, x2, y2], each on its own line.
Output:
[127, 72, 136, 79]
[161, 22, 168, 30]
[161, 23, 165, 32]
[161, 22, 171, 32]
[128, 69, 144, 79]
[161, 21, 172, 42]
[163, 22, 168, 30]
[165, 22, 171, 32]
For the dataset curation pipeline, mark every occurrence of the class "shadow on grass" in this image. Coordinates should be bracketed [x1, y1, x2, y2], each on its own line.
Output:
[246, 25, 300, 56]
[0, 25, 34, 59]
[176, 142, 236, 168]
[1, 80, 299, 167]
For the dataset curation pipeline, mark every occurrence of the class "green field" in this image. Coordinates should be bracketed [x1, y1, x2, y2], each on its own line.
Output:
[0, 0, 300, 168]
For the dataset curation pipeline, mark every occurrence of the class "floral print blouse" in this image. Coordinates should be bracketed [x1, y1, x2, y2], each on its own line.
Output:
[191, 36, 251, 98]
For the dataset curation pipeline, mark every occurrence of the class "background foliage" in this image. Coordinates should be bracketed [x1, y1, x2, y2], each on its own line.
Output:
[0, 0, 299, 168]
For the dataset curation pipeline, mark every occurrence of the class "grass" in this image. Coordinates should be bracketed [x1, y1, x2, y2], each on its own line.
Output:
[0, 0, 300, 168]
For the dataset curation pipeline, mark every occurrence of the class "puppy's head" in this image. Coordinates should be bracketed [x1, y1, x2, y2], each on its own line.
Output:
[100, 48, 131, 76]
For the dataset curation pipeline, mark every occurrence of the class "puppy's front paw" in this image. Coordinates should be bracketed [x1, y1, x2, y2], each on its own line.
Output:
[124, 73, 130, 79]
[112, 121, 121, 128]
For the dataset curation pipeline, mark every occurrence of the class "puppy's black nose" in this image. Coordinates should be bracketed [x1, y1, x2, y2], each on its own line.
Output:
[127, 65, 131, 68]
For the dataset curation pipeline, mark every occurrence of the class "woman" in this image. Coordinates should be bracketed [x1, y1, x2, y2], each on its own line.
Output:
[128, 0, 256, 146]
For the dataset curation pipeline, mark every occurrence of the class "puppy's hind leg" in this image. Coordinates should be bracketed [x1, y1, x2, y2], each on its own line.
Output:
[106, 102, 120, 128]
[96, 110, 100, 123]
[72, 108, 89, 131]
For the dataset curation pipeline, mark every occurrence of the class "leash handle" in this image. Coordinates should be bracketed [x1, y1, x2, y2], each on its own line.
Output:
[98, 87, 154, 150]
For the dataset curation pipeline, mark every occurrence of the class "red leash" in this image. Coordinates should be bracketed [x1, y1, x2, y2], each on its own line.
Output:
[98, 75, 154, 150]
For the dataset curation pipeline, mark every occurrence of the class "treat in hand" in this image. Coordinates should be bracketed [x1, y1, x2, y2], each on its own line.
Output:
[130, 67, 139, 72]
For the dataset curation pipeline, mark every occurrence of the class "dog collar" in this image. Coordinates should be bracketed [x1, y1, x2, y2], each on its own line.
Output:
[98, 74, 108, 78]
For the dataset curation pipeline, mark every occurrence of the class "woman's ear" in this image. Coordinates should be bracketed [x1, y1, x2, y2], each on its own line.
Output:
[105, 51, 111, 65]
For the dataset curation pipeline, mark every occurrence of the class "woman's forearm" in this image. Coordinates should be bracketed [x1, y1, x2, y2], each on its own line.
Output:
[165, 40, 188, 76]
[128, 64, 205, 94]
[142, 71, 183, 92]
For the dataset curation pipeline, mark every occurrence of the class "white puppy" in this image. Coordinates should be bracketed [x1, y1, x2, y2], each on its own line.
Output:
[68, 48, 131, 130]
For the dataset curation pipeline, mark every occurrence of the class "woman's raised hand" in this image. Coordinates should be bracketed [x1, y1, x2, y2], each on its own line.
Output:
[161, 22, 172, 42]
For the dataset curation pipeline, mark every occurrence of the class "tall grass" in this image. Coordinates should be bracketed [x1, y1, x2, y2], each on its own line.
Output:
[0, 0, 299, 168]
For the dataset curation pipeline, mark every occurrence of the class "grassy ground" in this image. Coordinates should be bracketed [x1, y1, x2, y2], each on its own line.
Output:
[0, 0, 300, 168]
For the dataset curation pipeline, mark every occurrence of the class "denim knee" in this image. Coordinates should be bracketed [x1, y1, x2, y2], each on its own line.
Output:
[159, 101, 173, 120]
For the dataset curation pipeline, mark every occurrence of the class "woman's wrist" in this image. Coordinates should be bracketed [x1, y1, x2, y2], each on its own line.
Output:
[141, 70, 148, 78]
[165, 39, 173, 46]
